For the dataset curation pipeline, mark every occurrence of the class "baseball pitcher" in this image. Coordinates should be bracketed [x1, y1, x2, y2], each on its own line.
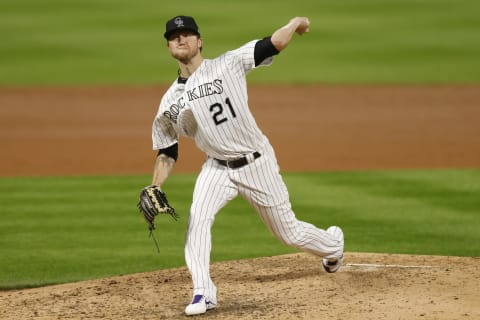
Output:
[137, 15, 344, 316]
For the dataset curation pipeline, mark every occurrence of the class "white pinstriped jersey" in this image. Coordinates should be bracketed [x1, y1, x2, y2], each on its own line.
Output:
[152, 40, 273, 160]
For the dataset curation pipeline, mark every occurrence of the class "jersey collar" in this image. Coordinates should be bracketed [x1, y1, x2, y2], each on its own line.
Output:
[177, 77, 188, 84]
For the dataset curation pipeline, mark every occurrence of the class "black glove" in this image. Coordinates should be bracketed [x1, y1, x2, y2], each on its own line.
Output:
[137, 185, 178, 230]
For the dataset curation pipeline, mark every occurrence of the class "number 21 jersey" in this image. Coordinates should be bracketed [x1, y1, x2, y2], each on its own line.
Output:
[152, 40, 274, 160]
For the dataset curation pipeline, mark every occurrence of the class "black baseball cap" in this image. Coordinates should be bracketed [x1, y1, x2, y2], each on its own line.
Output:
[164, 15, 200, 39]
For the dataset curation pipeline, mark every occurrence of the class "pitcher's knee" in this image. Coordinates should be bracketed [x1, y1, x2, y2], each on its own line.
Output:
[278, 231, 307, 249]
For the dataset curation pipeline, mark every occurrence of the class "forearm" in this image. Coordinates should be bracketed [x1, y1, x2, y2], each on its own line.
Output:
[271, 17, 310, 52]
[151, 154, 176, 187]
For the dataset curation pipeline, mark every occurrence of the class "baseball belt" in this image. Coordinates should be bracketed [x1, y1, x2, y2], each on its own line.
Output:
[215, 152, 261, 169]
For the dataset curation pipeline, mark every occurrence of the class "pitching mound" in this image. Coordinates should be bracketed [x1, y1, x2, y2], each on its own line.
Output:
[1, 252, 478, 319]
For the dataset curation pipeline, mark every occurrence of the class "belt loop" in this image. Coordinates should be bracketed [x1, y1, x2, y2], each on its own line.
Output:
[246, 152, 255, 164]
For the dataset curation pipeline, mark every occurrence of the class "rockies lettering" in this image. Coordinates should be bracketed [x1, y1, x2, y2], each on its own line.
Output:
[163, 79, 224, 123]
[187, 79, 223, 101]
[163, 96, 185, 123]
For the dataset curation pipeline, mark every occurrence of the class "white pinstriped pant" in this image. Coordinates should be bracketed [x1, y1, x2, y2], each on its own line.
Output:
[184, 145, 343, 303]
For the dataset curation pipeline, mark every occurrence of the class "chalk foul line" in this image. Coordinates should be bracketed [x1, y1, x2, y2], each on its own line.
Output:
[345, 263, 439, 269]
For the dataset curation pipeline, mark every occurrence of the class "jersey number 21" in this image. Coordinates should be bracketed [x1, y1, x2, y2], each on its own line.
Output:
[209, 98, 236, 125]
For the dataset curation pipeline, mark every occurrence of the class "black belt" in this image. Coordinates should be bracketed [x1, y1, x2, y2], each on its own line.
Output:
[215, 152, 261, 169]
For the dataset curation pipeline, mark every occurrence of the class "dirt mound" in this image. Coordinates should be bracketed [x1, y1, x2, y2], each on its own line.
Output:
[1, 252, 478, 319]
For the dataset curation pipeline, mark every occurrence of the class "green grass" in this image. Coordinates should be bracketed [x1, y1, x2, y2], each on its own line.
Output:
[1, 169, 479, 289]
[1, 0, 479, 85]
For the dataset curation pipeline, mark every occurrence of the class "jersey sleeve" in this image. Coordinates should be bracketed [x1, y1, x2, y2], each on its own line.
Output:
[151, 80, 185, 150]
[152, 113, 178, 150]
[227, 39, 273, 74]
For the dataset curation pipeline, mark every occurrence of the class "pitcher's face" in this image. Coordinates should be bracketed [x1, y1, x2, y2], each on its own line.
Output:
[167, 31, 202, 64]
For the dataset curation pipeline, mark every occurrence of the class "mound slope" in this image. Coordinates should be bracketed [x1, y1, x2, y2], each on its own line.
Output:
[1, 252, 478, 319]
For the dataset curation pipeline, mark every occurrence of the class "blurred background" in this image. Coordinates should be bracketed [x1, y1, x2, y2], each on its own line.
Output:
[1, 0, 479, 85]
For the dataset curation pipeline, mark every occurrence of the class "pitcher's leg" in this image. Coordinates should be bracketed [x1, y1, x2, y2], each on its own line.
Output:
[256, 202, 343, 258]
[233, 148, 343, 258]
[185, 159, 238, 304]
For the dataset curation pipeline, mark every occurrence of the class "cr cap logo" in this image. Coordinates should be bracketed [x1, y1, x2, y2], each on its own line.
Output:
[174, 17, 184, 27]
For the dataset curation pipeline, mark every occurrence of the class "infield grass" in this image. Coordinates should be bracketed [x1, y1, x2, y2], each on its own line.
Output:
[1, 169, 479, 289]
[1, 0, 479, 85]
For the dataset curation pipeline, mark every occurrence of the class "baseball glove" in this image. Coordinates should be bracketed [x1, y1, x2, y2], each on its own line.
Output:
[137, 185, 178, 230]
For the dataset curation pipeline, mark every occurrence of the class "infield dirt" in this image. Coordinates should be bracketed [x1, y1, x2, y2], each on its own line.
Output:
[1, 253, 478, 319]
[1, 85, 479, 175]
[0, 85, 479, 319]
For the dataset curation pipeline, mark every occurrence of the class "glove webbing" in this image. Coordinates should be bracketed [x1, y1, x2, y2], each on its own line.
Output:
[148, 187, 179, 220]
[147, 188, 162, 211]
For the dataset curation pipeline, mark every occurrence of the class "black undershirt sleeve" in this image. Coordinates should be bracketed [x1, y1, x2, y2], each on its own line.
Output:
[254, 36, 280, 67]
[157, 143, 178, 161]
